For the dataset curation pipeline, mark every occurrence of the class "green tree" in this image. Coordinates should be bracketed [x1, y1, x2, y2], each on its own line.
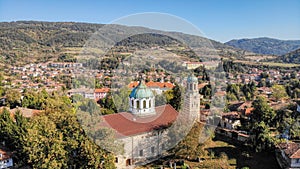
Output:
[252, 121, 275, 152]
[24, 115, 68, 169]
[168, 83, 182, 111]
[250, 96, 276, 151]
[5, 89, 21, 108]
[251, 96, 276, 126]
[272, 84, 288, 101]
[0, 108, 15, 147]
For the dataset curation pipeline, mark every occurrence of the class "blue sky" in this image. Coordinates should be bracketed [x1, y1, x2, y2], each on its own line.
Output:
[0, 0, 299, 42]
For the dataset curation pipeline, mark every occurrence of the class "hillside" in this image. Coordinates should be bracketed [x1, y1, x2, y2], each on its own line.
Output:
[276, 48, 300, 64]
[225, 37, 300, 55]
[0, 21, 251, 66]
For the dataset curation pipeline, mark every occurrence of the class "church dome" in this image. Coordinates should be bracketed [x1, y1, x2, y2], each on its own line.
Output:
[187, 74, 198, 83]
[129, 81, 154, 99]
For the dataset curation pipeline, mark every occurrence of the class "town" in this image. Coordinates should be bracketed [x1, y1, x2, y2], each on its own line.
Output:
[0, 57, 300, 168]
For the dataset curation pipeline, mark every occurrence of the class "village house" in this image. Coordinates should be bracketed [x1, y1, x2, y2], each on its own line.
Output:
[0, 147, 13, 169]
[94, 88, 110, 100]
[219, 112, 241, 130]
[276, 142, 300, 169]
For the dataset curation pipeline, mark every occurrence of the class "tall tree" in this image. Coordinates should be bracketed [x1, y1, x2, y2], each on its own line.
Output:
[250, 96, 276, 151]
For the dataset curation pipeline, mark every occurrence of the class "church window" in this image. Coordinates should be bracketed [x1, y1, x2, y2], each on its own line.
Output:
[137, 100, 140, 109]
[190, 84, 193, 90]
[139, 149, 143, 156]
[143, 100, 146, 109]
[131, 100, 134, 107]
[149, 100, 151, 107]
[151, 147, 155, 154]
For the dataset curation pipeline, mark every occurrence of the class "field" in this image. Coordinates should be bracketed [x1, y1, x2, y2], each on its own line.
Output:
[234, 60, 300, 68]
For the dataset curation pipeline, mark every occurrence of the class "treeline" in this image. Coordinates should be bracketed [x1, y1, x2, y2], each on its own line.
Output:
[0, 21, 243, 67]
[243, 97, 300, 151]
[0, 91, 115, 169]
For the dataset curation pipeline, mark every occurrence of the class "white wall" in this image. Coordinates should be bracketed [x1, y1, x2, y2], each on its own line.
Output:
[291, 158, 300, 168]
[0, 158, 13, 169]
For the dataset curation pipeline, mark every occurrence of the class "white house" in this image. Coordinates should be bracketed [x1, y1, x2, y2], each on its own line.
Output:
[277, 142, 300, 169]
[94, 88, 110, 100]
[219, 112, 241, 130]
[0, 148, 13, 169]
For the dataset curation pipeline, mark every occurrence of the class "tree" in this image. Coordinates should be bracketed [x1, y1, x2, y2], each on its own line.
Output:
[258, 78, 266, 87]
[112, 86, 130, 112]
[272, 84, 288, 101]
[0, 94, 116, 168]
[5, 89, 21, 108]
[252, 121, 275, 152]
[201, 84, 212, 99]
[24, 115, 68, 169]
[251, 96, 276, 126]
[0, 108, 15, 147]
[250, 96, 277, 151]
[168, 83, 182, 111]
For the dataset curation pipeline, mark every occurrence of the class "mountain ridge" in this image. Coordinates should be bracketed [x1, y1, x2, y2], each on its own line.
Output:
[225, 37, 300, 56]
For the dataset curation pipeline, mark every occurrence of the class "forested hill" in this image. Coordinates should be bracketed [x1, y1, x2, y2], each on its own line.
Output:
[0, 21, 247, 66]
[275, 48, 300, 64]
[225, 37, 300, 55]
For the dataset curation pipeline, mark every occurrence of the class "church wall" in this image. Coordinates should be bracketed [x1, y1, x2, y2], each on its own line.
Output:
[116, 130, 169, 168]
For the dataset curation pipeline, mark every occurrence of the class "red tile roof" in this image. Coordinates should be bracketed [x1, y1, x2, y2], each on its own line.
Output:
[94, 88, 110, 93]
[10, 107, 42, 118]
[128, 81, 174, 89]
[244, 107, 254, 116]
[101, 104, 178, 137]
[278, 142, 300, 159]
[0, 147, 12, 161]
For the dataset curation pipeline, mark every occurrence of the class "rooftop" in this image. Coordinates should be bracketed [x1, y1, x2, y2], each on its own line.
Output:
[278, 142, 300, 159]
[129, 81, 154, 99]
[100, 104, 178, 137]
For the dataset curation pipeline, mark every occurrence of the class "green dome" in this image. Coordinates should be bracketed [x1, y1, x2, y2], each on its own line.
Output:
[129, 81, 154, 99]
[187, 74, 198, 83]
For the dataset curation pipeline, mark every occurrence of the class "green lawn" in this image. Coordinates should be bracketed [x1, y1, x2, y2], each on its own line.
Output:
[141, 134, 281, 169]
[201, 134, 281, 169]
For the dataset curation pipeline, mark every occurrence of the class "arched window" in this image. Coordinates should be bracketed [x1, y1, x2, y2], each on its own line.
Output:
[137, 100, 140, 109]
[194, 84, 196, 90]
[143, 100, 146, 109]
[149, 100, 151, 107]
[190, 83, 193, 90]
[131, 100, 134, 107]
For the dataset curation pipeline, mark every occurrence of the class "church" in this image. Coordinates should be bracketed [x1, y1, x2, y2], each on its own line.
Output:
[99, 74, 200, 168]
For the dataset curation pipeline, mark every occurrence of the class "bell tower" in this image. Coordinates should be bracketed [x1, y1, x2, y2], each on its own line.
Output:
[183, 73, 201, 122]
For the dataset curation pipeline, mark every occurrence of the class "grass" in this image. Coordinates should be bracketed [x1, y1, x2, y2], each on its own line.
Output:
[200, 135, 281, 169]
[141, 134, 280, 169]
